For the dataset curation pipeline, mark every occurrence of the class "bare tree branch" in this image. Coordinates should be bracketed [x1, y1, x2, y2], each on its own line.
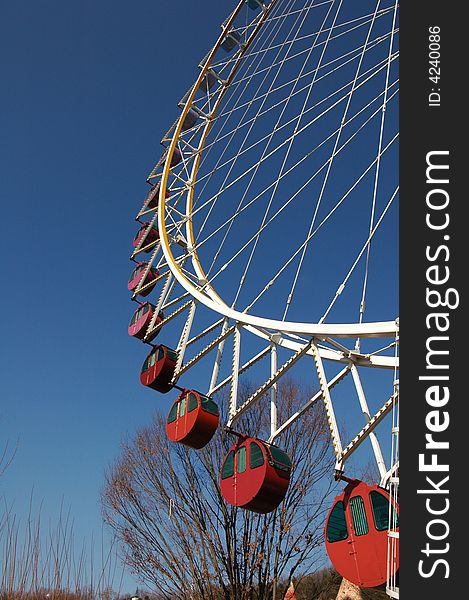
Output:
[102, 378, 338, 599]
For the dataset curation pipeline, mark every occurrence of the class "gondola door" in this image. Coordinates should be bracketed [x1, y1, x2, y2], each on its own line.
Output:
[233, 444, 248, 507]
[346, 493, 379, 586]
[343, 488, 391, 587]
[175, 393, 188, 440]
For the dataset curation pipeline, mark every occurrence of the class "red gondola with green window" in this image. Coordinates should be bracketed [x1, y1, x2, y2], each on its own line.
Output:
[127, 262, 159, 297]
[128, 303, 164, 341]
[166, 389, 219, 449]
[220, 438, 291, 514]
[133, 222, 159, 252]
[325, 479, 399, 589]
[140, 345, 178, 393]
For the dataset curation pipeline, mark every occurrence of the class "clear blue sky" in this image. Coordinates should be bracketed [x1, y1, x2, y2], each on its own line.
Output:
[0, 0, 230, 593]
[0, 0, 398, 594]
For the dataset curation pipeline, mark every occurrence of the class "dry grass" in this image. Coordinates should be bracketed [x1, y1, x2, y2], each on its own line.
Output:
[0, 497, 124, 600]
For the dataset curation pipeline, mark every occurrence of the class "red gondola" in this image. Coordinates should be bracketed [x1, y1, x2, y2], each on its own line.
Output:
[220, 438, 291, 514]
[140, 345, 178, 393]
[133, 222, 159, 252]
[324, 479, 399, 589]
[143, 182, 170, 210]
[166, 389, 219, 449]
[128, 303, 164, 341]
[127, 262, 159, 297]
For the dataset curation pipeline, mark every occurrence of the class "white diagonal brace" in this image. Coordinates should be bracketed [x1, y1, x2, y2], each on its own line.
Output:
[147, 300, 193, 342]
[131, 211, 159, 258]
[187, 318, 225, 349]
[269, 366, 350, 443]
[350, 362, 387, 479]
[311, 339, 343, 460]
[132, 244, 160, 298]
[270, 342, 278, 438]
[174, 301, 197, 374]
[208, 317, 230, 393]
[228, 338, 314, 425]
[340, 393, 398, 464]
[229, 326, 242, 421]
[132, 269, 167, 300]
[176, 324, 236, 378]
[133, 239, 160, 257]
[210, 345, 271, 396]
[144, 272, 172, 340]
[154, 272, 174, 313]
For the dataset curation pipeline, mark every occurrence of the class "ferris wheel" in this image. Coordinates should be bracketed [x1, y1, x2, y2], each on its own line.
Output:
[128, 0, 399, 596]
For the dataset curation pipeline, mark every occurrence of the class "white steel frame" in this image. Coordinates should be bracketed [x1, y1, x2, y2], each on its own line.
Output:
[129, 1, 399, 596]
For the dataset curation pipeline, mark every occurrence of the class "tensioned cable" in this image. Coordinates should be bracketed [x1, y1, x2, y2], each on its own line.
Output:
[198, 110, 399, 302]
[191, 52, 398, 213]
[155, 0, 391, 338]
[144, 1, 300, 315]
[200, 0, 333, 281]
[161, 74, 394, 304]
[356, 0, 399, 346]
[195, 19, 397, 184]
[193, 22, 396, 213]
[193, 35, 398, 231]
[172, 92, 397, 338]
[191, 0, 301, 203]
[367, 340, 398, 357]
[247, 4, 394, 56]
[230, 0, 346, 307]
[191, 54, 398, 229]
[194, 84, 398, 268]
[193, 79, 398, 255]
[241, 133, 399, 314]
[194, 0, 312, 249]
[151, 0, 291, 186]
[147, 0, 304, 322]
[222, 6, 395, 92]
[318, 186, 399, 323]
[190, 0, 298, 161]
[282, 0, 385, 320]
[159, 58, 394, 255]
[210, 3, 390, 86]
[260, 0, 333, 25]
[199, 26, 397, 157]
[191, 1, 381, 194]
